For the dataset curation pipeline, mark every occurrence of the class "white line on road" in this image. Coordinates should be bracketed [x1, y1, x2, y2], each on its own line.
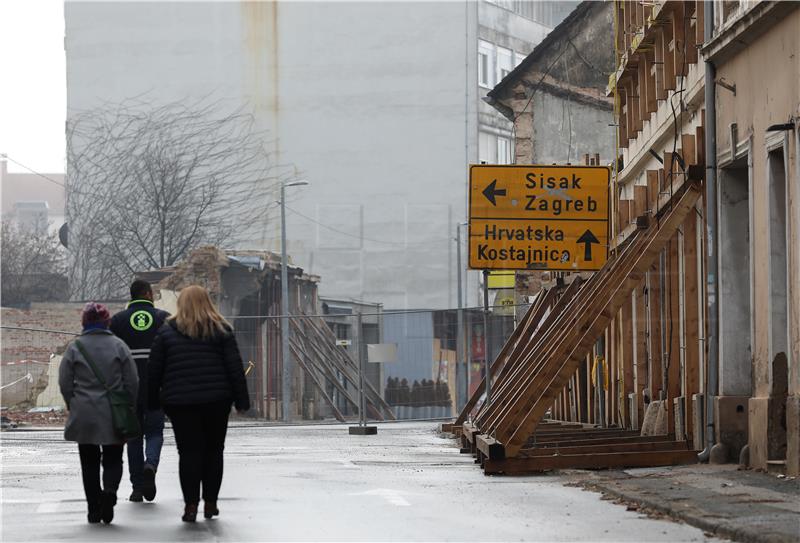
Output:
[36, 502, 60, 513]
[350, 488, 411, 507]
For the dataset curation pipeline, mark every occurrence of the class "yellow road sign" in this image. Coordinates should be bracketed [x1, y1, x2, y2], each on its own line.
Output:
[468, 164, 610, 271]
[487, 270, 515, 289]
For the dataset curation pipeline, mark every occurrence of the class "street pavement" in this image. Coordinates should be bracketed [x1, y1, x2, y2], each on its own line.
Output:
[1, 422, 722, 542]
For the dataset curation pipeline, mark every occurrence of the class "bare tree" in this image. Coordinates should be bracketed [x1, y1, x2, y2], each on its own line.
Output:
[66, 99, 292, 299]
[1, 220, 67, 306]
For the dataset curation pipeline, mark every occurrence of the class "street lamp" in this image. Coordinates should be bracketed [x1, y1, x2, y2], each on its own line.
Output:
[280, 179, 309, 423]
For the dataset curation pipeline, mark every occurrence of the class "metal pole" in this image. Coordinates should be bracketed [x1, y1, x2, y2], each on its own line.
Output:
[356, 312, 366, 427]
[699, 0, 719, 462]
[280, 182, 291, 423]
[482, 270, 491, 404]
[456, 224, 465, 410]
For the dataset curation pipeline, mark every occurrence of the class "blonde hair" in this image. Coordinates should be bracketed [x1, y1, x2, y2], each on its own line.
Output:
[170, 285, 231, 340]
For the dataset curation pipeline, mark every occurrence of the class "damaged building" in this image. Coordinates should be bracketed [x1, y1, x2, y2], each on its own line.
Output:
[140, 246, 394, 423]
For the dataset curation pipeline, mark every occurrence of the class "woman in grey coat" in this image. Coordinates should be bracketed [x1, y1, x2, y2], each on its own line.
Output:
[59, 302, 138, 524]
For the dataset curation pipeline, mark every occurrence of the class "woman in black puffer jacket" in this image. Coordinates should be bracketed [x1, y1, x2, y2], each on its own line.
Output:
[148, 285, 250, 522]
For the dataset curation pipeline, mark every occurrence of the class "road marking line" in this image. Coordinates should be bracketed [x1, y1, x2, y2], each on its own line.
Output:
[36, 502, 60, 513]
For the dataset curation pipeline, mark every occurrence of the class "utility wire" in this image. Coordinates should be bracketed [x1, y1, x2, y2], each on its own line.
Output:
[283, 204, 452, 246]
[2, 155, 66, 188]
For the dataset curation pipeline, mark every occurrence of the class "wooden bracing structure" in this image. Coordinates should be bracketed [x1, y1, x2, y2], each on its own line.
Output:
[448, 182, 702, 473]
[289, 315, 397, 422]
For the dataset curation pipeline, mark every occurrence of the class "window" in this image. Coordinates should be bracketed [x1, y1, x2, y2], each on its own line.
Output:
[479, 131, 497, 164]
[497, 47, 513, 82]
[479, 40, 494, 88]
[497, 137, 511, 164]
[514, 51, 526, 68]
[480, 132, 512, 164]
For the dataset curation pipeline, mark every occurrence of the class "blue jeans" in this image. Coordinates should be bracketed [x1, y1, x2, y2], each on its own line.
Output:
[127, 409, 165, 490]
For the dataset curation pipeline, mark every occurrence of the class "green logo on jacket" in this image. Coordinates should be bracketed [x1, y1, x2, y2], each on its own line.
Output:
[130, 310, 154, 331]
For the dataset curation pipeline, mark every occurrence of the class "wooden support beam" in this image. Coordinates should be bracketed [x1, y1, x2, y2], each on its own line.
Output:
[681, 134, 697, 167]
[621, 293, 635, 428]
[483, 449, 699, 475]
[634, 280, 649, 428]
[647, 170, 659, 212]
[527, 434, 674, 449]
[683, 211, 701, 446]
[644, 51, 658, 114]
[648, 265, 664, 399]
[672, 2, 688, 76]
[502, 186, 702, 457]
[522, 439, 689, 457]
[476, 434, 506, 461]
[684, 2, 699, 65]
[695, 124, 705, 167]
[618, 199, 631, 230]
[633, 185, 648, 220]
[653, 28, 668, 101]
[667, 237, 682, 435]
[695, 0, 705, 46]
[662, 15, 676, 91]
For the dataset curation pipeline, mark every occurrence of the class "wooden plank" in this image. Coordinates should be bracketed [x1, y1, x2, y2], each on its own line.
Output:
[635, 279, 649, 428]
[476, 280, 588, 431]
[643, 51, 657, 114]
[681, 134, 697, 167]
[653, 28, 667, 101]
[683, 211, 701, 446]
[695, 0, 705, 46]
[684, 2, 698, 65]
[672, 2, 688, 76]
[527, 434, 675, 449]
[648, 265, 664, 400]
[662, 14, 676, 91]
[621, 293, 635, 428]
[476, 434, 506, 461]
[522, 440, 690, 457]
[502, 186, 702, 457]
[667, 237, 682, 435]
[695, 125, 705, 166]
[487, 232, 650, 439]
[618, 199, 631, 230]
[470, 287, 567, 429]
[483, 449, 699, 475]
[647, 170, 659, 213]
[634, 185, 648, 220]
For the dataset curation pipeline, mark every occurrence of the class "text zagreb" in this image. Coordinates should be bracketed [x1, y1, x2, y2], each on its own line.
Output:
[522, 173, 600, 216]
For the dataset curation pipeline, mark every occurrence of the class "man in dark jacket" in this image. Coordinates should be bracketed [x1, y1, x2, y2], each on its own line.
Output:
[110, 279, 169, 503]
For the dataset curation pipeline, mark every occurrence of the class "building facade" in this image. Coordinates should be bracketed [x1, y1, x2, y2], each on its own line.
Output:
[608, 0, 799, 475]
[64, 1, 574, 310]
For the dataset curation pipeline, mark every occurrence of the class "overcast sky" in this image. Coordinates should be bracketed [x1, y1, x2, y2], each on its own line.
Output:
[0, 0, 66, 174]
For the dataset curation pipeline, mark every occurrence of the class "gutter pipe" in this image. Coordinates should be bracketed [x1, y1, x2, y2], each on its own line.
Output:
[698, 0, 719, 462]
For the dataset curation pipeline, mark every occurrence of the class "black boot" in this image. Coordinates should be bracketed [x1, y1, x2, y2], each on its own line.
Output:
[142, 465, 157, 501]
[204, 500, 219, 519]
[100, 491, 117, 524]
[182, 503, 198, 522]
[87, 499, 102, 524]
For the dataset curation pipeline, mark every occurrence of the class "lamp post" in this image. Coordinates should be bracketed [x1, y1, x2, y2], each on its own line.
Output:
[280, 179, 308, 423]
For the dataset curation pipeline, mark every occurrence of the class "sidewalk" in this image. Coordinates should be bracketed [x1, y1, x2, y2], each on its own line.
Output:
[570, 464, 799, 543]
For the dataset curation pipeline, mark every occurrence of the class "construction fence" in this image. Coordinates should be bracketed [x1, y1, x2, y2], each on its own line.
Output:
[1, 307, 522, 423]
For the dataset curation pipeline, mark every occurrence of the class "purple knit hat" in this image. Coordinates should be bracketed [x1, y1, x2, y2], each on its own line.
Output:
[81, 302, 111, 328]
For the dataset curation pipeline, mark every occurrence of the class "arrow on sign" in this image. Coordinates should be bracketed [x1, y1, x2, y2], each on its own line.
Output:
[577, 229, 600, 261]
[482, 179, 506, 206]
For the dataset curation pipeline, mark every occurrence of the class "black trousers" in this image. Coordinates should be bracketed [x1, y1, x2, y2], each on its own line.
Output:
[166, 401, 231, 505]
[78, 444, 124, 507]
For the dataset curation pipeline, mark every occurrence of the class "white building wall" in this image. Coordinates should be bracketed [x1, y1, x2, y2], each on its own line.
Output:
[65, 1, 560, 309]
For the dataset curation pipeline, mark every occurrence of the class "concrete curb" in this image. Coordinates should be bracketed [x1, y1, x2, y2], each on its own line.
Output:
[578, 478, 796, 543]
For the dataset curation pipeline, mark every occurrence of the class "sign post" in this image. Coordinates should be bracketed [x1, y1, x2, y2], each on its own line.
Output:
[349, 312, 377, 435]
[468, 165, 610, 271]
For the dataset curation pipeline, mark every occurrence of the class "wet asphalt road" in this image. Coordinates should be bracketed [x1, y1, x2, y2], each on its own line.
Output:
[1, 422, 720, 542]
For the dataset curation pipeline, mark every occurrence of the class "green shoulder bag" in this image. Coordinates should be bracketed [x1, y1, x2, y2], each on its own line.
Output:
[75, 340, 141, 440]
